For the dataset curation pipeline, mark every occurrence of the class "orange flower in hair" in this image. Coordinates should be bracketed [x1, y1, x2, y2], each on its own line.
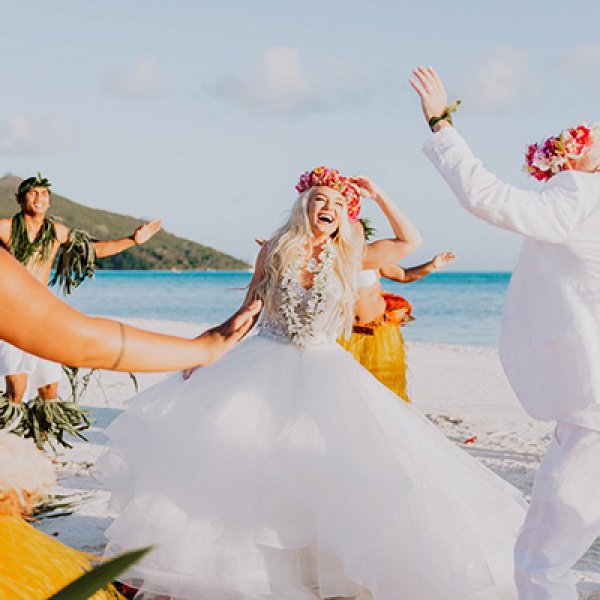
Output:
[295, 166, 361, 222]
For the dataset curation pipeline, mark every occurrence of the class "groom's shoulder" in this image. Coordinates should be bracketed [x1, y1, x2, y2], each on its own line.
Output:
[542, 172, 600, 227]
[542, 170, 600, 196]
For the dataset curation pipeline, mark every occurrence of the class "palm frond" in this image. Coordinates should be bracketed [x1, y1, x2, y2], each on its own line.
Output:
[51, 229, 97, 295]
[48, 546, 153, 600]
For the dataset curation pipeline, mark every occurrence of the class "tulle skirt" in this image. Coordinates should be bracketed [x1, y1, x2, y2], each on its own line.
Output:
[99, 334, 525, 599]
[337, 320, 409, 402]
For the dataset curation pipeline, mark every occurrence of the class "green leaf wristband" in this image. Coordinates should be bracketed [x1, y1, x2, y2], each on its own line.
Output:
[428, 100, 462, 131]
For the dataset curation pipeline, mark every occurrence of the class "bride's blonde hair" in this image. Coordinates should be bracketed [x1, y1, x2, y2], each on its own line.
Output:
[255, 189, 361, 335]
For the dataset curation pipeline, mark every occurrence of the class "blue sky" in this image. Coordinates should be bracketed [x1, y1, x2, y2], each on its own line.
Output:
[1, 0, 599, 270]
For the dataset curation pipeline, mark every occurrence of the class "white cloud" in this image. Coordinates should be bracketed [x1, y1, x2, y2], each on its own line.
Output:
[106, 58, 166, 100]
[207, 47, 370, 117]
[464, 47, 530, 113]
[560, 43, 600, 89]
[0, 115, 76, 154]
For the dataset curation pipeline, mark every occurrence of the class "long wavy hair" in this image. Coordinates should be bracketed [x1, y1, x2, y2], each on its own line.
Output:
[255, 188, 361, 335]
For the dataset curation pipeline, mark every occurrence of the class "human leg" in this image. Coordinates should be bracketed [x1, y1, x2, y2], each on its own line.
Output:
[5, 373, 29, 403]
[38, 382, 59, 401]
[30, 356, 63, 398]
[0, 374, 30, 435]
[0, 340, 37, 403]
[515, 423, 600, 600]
[27, 359, 89, 449]
[0, 334, 35, 434]
[28, 378, 58, 448]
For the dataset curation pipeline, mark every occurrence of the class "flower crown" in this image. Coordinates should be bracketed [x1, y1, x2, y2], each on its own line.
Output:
[295, 166, 361, 222]
[524, 123, 599, 181]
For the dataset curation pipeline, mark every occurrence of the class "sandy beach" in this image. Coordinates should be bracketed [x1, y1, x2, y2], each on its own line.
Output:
[35, 318, 600, 599]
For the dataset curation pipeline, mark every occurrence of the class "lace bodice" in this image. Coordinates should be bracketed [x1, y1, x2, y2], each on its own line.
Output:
[258, 275, 346, 346]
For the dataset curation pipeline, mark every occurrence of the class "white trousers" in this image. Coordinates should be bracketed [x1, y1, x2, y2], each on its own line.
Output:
[0, 340, 62, 399]
[515, 422, 600, 600]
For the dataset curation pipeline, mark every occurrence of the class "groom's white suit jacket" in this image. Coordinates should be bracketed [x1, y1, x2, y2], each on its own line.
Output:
[423, 128, 600, 424]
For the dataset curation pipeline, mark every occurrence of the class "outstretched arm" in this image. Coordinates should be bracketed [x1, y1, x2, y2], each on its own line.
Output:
[381, 251, 456, 283]
[351, 176, 423, 269]
[410, 66, 589, 243]
[93, 219, 162, 258]
[0, 248, 260, 372]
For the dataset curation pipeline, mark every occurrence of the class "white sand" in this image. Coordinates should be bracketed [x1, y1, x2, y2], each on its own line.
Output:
[35, 318, 600, 598]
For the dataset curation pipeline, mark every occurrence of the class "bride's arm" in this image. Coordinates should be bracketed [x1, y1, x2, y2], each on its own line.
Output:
[351, 176, 423, 269]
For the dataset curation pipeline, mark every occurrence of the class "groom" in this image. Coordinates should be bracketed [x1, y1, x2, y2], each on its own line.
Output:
[410, 66, 600, 599]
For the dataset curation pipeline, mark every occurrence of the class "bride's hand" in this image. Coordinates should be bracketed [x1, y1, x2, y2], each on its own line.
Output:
[347, 176, 386, 202]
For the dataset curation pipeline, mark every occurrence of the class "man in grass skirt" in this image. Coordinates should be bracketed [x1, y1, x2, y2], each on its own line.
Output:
[0, 173, 161, 448]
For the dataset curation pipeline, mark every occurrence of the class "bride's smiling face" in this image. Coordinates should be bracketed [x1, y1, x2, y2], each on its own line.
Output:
[307, 186, 345, 237]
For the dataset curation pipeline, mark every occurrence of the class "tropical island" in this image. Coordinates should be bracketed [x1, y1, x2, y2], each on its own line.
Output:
[0, 174, 249, 271]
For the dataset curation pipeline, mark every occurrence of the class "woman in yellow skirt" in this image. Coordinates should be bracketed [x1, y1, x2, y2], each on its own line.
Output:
[338, 218, 455, 402]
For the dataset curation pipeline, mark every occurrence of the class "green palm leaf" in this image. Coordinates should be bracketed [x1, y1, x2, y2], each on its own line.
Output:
[48, 546, 153, 600]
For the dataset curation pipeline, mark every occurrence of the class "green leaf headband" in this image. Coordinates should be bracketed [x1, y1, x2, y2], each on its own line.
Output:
[428, 100, 462, 131]
[16, 172, 52, 200]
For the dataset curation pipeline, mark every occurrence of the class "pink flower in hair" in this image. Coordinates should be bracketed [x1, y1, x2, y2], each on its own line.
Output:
[295, 166, 361, 222]
[344, 183, 361, 223]
[524, 123, 598, 181]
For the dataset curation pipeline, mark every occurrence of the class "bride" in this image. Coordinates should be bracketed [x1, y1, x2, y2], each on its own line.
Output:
[100, 167, 525, 600]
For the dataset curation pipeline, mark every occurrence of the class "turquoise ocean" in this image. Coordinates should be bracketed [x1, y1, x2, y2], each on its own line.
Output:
[64, 271, 511, 347]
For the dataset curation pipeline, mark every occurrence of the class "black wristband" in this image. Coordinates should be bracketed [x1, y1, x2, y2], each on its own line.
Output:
[428, 100, 462, 132]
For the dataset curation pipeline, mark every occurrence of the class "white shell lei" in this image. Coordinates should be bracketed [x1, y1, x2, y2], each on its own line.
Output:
[279, 240, 336, 346]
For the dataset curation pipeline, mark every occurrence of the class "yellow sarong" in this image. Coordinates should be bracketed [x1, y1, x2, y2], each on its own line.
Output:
[338, 316, 409, 402]
[0, 515, 123, 599]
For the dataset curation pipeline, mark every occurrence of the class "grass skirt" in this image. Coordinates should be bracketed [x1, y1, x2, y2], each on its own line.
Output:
[0, 513, 122, 599]
[338, 318, 409, 402]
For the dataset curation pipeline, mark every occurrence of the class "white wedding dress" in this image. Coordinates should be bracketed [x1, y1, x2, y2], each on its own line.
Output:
[99, 272, 526, 600]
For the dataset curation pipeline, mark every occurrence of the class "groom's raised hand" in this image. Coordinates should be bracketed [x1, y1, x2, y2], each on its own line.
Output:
[409, 66, 450, 131]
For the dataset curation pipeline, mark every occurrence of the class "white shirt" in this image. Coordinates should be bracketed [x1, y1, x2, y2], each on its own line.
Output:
[423, 127, 600, 426]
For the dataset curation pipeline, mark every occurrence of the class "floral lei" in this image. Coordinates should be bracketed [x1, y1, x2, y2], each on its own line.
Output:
[279, 239, 336, 345]
[524, 123, 599, 181]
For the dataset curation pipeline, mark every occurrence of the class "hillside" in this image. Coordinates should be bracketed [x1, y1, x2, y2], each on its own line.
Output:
[0, 175, 249, 270]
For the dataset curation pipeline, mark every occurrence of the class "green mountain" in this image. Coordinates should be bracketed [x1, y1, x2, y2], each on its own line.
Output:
[0, 174, 249, 270]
